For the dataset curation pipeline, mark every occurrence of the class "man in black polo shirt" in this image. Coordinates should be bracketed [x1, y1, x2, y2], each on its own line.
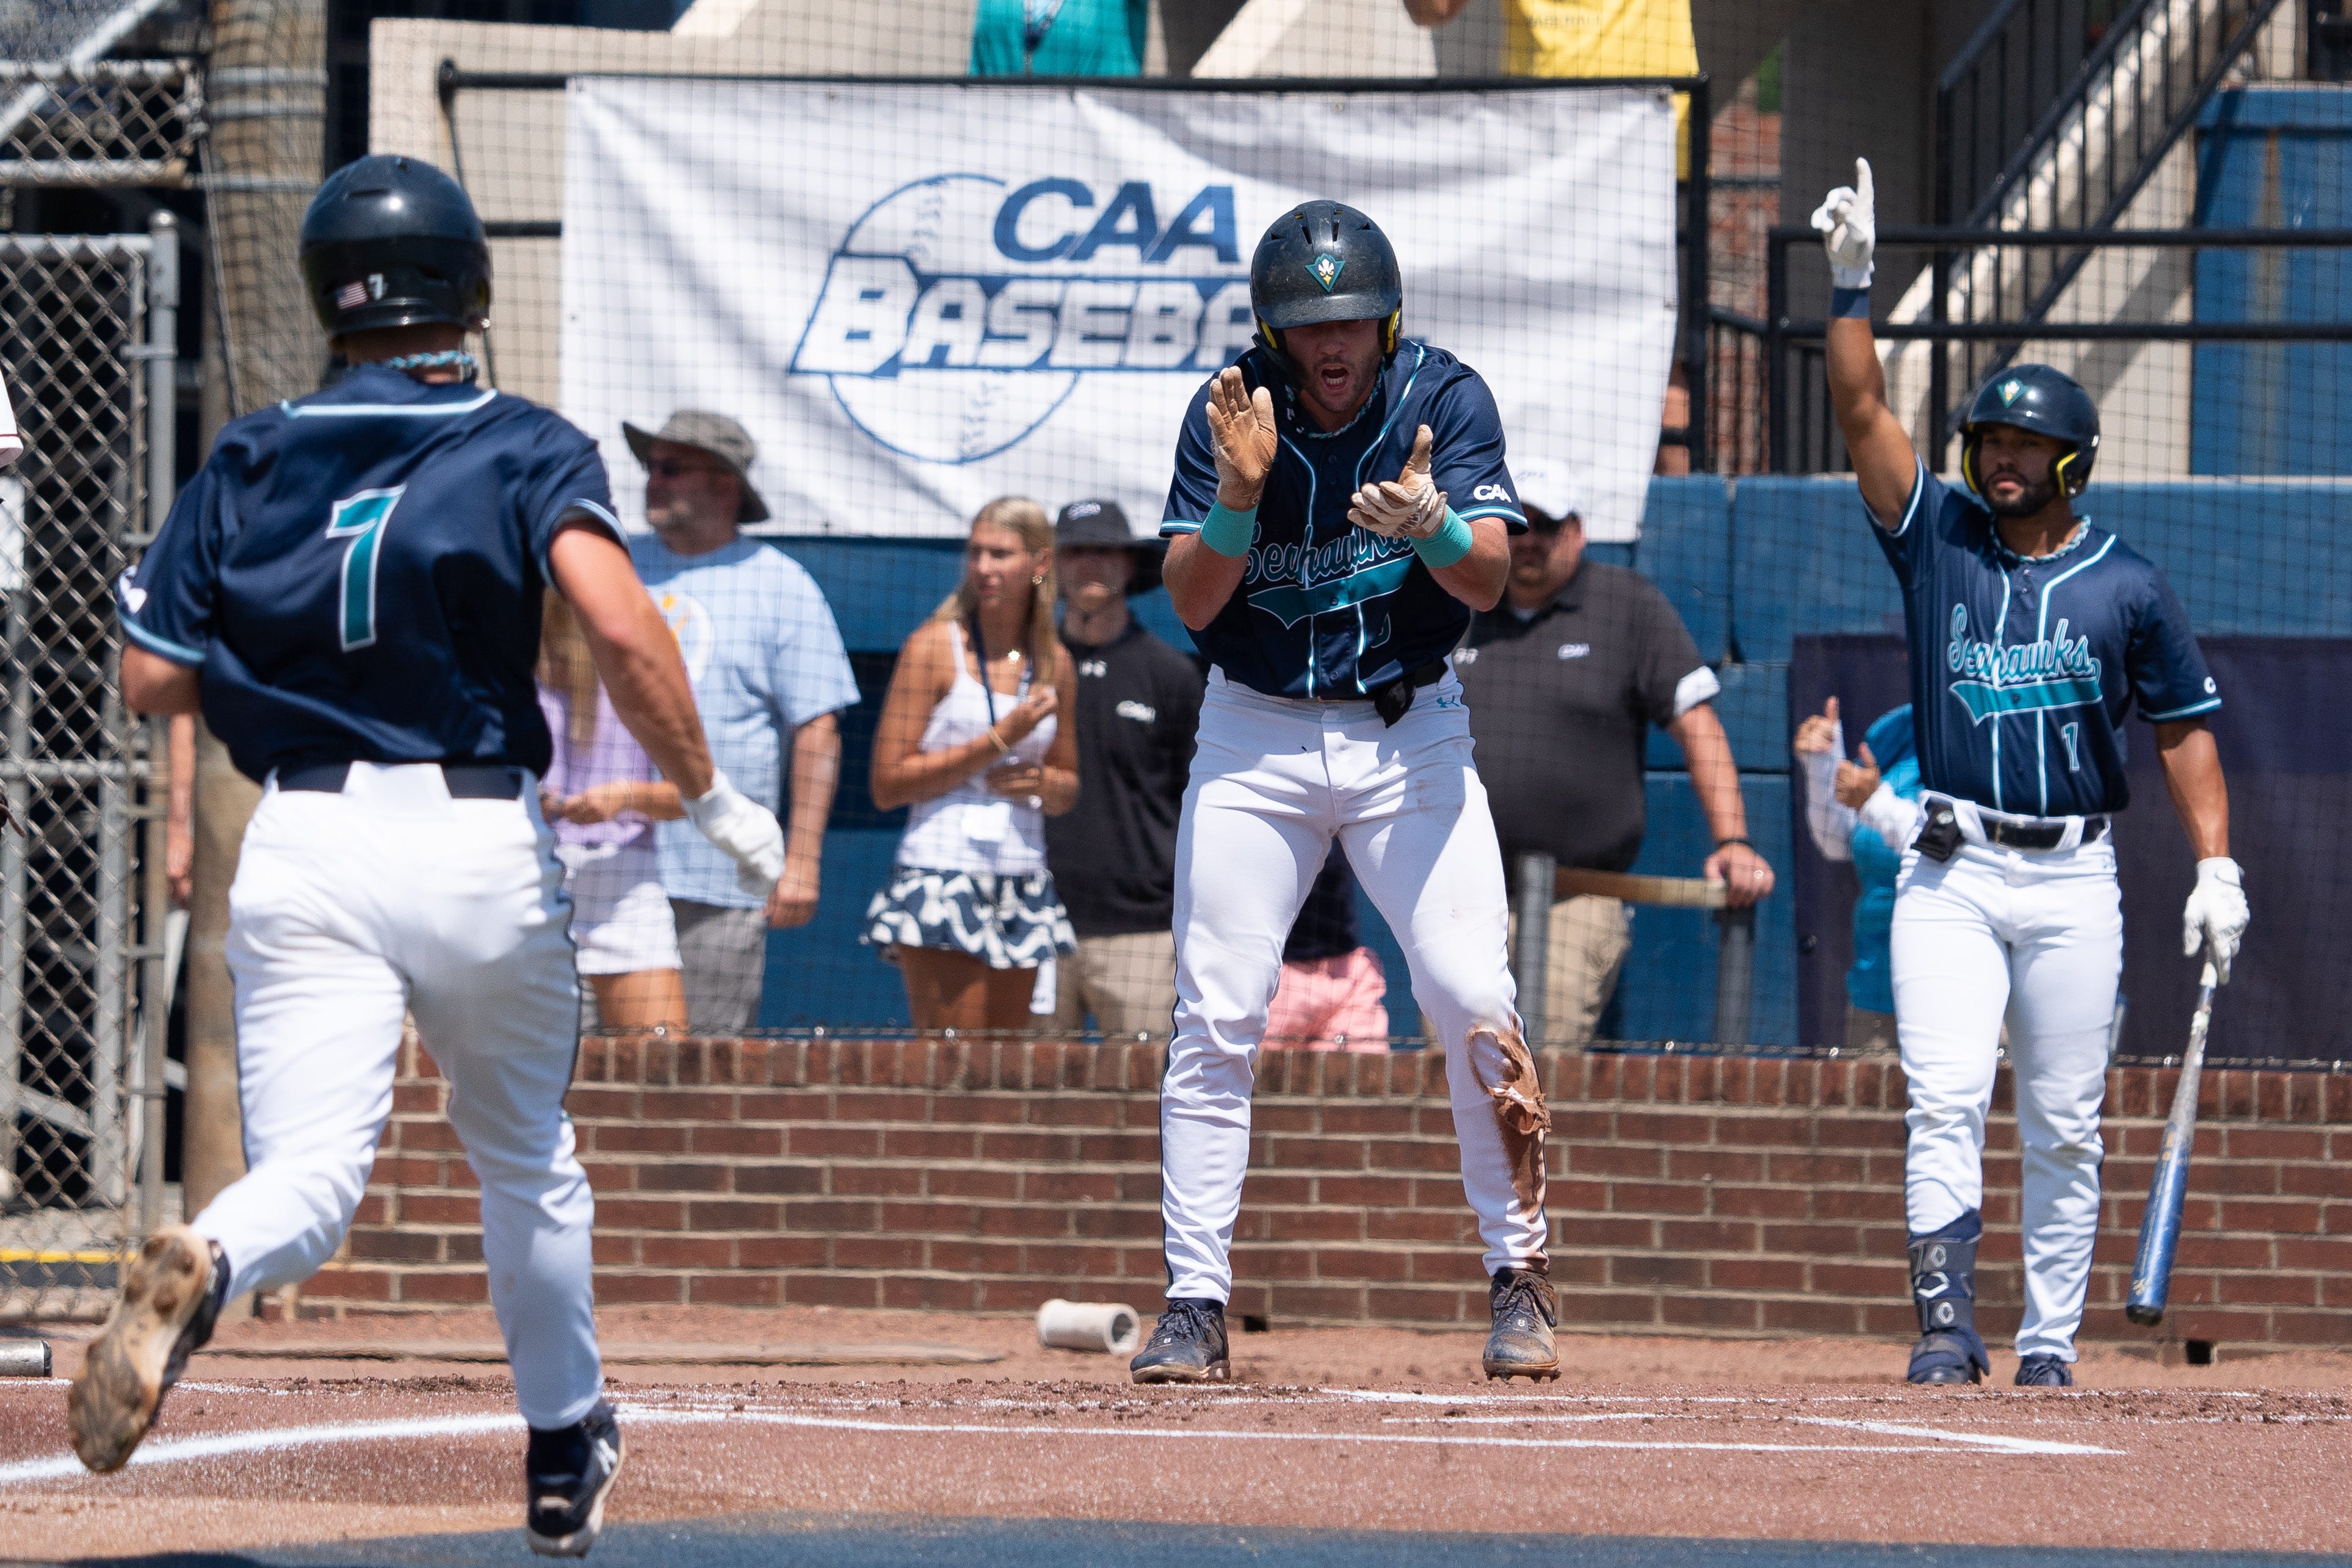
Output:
[1456, 463, 1775, 1043]
[1043, 500, 1206, 1039]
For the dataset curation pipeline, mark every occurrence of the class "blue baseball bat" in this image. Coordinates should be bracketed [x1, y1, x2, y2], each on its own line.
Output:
[2125, 955, 2218, 1327]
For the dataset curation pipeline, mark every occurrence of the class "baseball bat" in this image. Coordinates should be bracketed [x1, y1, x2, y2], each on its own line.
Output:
[2124, 954, 2220, 1327]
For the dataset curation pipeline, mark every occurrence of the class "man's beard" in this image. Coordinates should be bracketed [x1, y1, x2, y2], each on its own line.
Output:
[1984, 469, 2058, 519]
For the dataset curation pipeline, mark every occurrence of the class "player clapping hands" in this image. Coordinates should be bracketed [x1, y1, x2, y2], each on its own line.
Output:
[1348, 425, 1448, 541]
[1206, 363, 1278, 507]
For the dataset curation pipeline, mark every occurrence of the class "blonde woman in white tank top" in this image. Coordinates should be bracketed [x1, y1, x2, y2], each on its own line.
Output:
[862, 497, 1080, 1032]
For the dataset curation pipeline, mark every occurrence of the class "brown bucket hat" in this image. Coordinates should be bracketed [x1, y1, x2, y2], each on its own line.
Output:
[621, 409, 770, 524]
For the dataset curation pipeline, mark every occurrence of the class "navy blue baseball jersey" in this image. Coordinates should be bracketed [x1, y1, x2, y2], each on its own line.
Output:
[1160, 341, 1525, 699]
[1875, 458, 2219, 817]
[117, 364, 620, 782]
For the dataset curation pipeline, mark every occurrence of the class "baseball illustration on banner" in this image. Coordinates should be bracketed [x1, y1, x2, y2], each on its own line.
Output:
[787, 172, 1252, 464]
[560, 81, 1677, 542]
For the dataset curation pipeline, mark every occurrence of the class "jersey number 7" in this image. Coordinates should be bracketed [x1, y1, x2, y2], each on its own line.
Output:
[325, 486, 405, 652]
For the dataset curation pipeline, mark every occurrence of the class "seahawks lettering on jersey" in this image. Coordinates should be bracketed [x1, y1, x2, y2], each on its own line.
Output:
[1874, 459, 2218, 818]
[1162, 341, 1524, 700]
[117, 364, 619, 782]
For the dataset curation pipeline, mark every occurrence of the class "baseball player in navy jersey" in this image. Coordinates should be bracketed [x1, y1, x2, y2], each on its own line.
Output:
[1815, 161, 2248, 1387]
[1129, 201, 1556, 1386]
[70, 156, 784, 1554]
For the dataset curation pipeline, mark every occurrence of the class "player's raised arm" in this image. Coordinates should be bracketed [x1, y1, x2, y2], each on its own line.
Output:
[1814, 159, 1919, 529]
[1162, 366, 1275, 630]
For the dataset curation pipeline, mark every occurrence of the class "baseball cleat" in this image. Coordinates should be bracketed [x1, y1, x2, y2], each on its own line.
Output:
[1907, 1330, 1989, 1385]
[2013, 1354, 2074, 1388]
[1482, 1266, 1560, 1381]
[1129, 1298, 1230, 1384]
[67, 1225, 224, 1473]
[526, 1399, 624, 1557]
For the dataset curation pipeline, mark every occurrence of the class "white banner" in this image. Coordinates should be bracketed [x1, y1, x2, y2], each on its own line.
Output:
[561, 79, 1676, 543]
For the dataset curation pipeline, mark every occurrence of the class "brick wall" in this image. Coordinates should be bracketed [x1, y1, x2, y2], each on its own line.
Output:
[319, 1035, 2352, 1346]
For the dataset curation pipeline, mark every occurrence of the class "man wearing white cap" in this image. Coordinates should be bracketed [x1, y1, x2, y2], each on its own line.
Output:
[1455, 460, 1773, 1044]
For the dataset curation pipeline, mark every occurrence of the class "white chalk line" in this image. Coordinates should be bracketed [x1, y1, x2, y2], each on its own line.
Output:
[1374, 1410, 2115, 1457]
[0, 1394, 2121, 1486]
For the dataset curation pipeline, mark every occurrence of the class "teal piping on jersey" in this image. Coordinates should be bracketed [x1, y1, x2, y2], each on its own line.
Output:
[1275, 432, 1321, 696]
[546, 497, 624, 577]
[1248, 555, 1416, 629]
[281, 388, 499, 418]
[1989, 560, 2012, 811]
[2030, 532, 2116, 814]
[1160, 520, 1202, 535]
[123, 616, 205, 667]
[1883, 456, 1929, 538]
[2144, 694, 2222, 721]
[1349, 344, 1427, 490]
[1455, 504, 1524, 526]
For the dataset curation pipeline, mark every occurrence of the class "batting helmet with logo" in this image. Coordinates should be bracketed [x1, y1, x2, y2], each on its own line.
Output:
[1248, 201, 1404, 366]
[299, 154, 492, 340]
[1958, 364, 2101, 500]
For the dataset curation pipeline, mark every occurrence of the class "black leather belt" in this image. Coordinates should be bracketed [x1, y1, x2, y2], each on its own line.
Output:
[1930, 796, 2109, 851]
[1367, 659, 1448, 727]
[277, 761, 527, 800]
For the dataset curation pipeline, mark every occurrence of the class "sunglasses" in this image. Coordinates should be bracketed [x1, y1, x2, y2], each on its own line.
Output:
[645, 458, 728, 480]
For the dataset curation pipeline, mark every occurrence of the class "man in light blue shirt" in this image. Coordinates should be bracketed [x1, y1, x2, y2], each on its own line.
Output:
[624, 410, 859, 1032]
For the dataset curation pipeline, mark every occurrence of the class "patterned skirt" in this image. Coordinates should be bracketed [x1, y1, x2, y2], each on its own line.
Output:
[859, 865, 1076, 970]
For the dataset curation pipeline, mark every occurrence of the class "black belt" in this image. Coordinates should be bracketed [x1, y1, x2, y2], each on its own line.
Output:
[1367, 660, 1448, 727]
[1931, 796, 2109, 851]
[277, 761, 528, 800]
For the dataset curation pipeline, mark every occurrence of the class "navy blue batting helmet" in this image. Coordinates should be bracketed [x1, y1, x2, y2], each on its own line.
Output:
[1958, 364, 2101, 500]
[1249, 200, 1404, 363]
[299, 155, 491, 339]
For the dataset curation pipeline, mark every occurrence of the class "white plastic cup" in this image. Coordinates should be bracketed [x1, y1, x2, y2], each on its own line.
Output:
[1035, 1299, 1142, 1357]
[0, 1342, 50, 1378]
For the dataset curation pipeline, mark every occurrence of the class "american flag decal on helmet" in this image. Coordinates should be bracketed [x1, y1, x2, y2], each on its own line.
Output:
[335, 280, 368, 310]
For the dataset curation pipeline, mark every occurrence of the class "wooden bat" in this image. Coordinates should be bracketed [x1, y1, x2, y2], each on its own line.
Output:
[1553, 867, 1728, 909]
[2124, 955, 2220, 1328]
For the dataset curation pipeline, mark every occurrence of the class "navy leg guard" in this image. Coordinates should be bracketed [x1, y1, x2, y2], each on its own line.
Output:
[1906, 1210, 1989, 1386]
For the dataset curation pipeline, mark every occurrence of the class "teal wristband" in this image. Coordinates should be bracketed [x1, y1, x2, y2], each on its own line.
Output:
[1413, 507, 1474, 570]
[1200, 499, 1257, 558]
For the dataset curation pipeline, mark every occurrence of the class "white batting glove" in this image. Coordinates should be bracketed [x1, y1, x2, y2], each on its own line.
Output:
[1349, 424, 1447, 540]
[684, 770, 786, 898]
[1810, 156, 1876, 290]
[2182, 857, 2249, 984]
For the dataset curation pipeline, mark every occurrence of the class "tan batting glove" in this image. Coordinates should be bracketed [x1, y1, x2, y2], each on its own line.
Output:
[1348, 425, 1447, 540]
[1204, 364, 1277, 507]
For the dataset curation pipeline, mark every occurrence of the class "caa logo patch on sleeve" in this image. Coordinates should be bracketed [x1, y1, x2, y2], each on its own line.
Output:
[1472, 484, 1513, 503]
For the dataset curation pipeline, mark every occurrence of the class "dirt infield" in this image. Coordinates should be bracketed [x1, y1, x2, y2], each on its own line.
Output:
[7, 1308, 2351, 1562]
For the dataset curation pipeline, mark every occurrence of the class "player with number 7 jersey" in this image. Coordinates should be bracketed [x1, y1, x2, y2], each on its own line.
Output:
[87, 154, 777, 1555]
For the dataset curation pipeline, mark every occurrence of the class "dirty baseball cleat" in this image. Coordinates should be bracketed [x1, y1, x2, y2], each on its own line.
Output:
[526, 1399, 624, 1557]
[1129, 1298, 1229, 1384]
[67, 1224, 225, 1473]
[2013, 1354, 2074, 1388]
[1483, 1265, 1560, 1381]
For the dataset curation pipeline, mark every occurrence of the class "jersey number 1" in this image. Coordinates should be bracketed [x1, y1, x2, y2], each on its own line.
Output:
[325, 486, 405, 651]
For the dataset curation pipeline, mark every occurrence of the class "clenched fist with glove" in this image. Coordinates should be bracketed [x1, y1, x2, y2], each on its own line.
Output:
[684, 770, 786, 898]
[2181, 856, 2249, 983]
[1811, 156, 1876, 291]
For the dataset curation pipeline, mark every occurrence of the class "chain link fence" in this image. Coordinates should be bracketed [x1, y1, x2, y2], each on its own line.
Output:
[0, 225, 175, 1317]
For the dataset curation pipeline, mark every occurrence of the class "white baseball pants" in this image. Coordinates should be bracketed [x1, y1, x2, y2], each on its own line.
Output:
[1892, 833, 2121, 1362]
[192, 763, 602, 1429]
[1160, 671, 1547, 1302]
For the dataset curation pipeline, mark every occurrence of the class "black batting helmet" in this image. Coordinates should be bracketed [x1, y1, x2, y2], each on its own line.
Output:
[1249, 200, 1404, 364]
[1958, 364, 2101, 500]
[299, 154, 491, 340]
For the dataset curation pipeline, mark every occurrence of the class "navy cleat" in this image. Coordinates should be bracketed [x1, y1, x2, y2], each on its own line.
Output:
[1906, 1212, 1990, 1386]
[1129, 1298, 1230, 1384]
[526, 1399, 624, 1557]
[1482, 1266, 1560, 1382]
[2013, 1354, 2074, 1388]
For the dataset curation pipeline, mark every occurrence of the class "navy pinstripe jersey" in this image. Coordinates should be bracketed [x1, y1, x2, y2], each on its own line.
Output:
[1160, 340, 1525, 699]
[1875, 459, 2220, 818]
[117, 364, 621, 782]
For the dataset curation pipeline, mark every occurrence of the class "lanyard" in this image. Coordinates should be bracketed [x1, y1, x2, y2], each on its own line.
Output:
[1022, 0, 1068, 57]
[966, 613, 1032, 730]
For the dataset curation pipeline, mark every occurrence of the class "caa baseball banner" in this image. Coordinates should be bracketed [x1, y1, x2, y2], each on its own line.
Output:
[560, 79, 1676, 542]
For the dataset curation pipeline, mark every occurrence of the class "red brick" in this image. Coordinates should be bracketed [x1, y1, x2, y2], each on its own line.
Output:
[1662, 1293, 1762, 1331]
[1604, 1181, 1709, 1215]
[400, 1271, 492, 1304]
[641, 1236, 736, 1270]
[1760, 1296, 1864, 1334]
[1552, 1290, 1660, 1326]
[691, 1124, 786, 1158]
[689, 1199, 787, 1230]
[590, 1124, 691, 1155]
[1709, 1185, 1811, 1219]
[927, 1167, 1022, 1201]
[598, 1273, 687, 1304]
[883, 1273, 984, 1310]
[789, 1125, 882, 1158]
[1665, 1149, 1764, 1183]
[736, 1163, 829, 1196]
[781, 1271, 880, 1309]
[1610, 1254, 1704, 1288]
[301, 1268, 394, 1301]
[346, 1229, 441, 1263]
